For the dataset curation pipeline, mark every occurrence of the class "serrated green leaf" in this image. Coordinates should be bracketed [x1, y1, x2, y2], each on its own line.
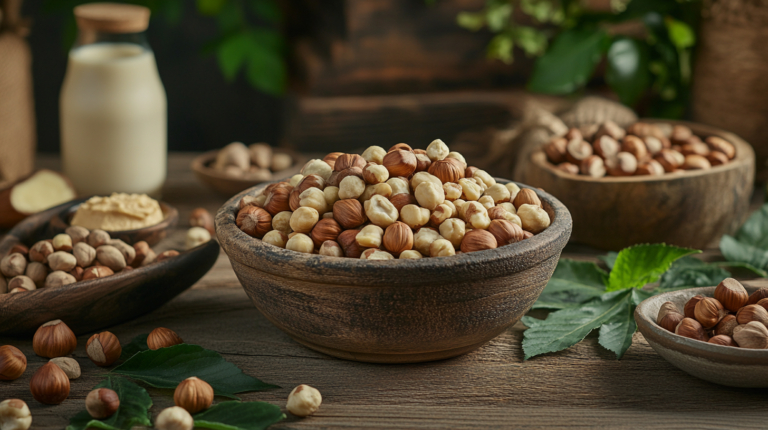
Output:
[67, 377, 152, 430]
[523, 290, 632, 359]
[521, 316, 545, 328]
[658, 256, 731, 291]
[112, 344, 279, 398]
[532, 260, 607, 309]
[597, 299, 635, 359]
[527, 28, 609, 95]
[720, 235, 768, 272]
[606, 37, 650, 106]
[119, 333, 149, 361]
[606, 244, 699, 291]
[194, 401, 286, 430]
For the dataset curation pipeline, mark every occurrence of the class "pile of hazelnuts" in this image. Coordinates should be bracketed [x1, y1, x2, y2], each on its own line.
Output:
[235, 139, 552, 260]
[657, 278, 768, 349]
[544, 121, 736, 177]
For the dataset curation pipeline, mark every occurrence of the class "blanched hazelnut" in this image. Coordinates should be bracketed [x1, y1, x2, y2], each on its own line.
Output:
[300, 159, 333, 181]
[644, 136, 663, 155]
[400, 204, 430, 229]
[52, 234, 73, 252]
[473, 170, 496, 188]
[356, 225, 384, 248]
[483, 184, 511, 204]
[45, 271, 76, 288]
[505, 183, 521, 202]
[155, 406, 194, 430]
[338, 176, 366, 200]
[399, 250, 422, 260]
[464, 202, 491, 230]
[443, 182, 462, 201]
[289, 174, 304, 187]
[65, 226, 90, 245]
[262, 230, 288, 248]
[48, 252, 77, 272]
[290, 207, 320, 234]
[363, 163, 389, 184]
[272, 211, 293, 234]
[478, 196, 495, 210]
[361, 249, 394, 260]
[364, 195, 399, 227]
[387, 177, 410, 195]
[498, 202, 516, 214]
[108, 239, 136, 266]
[287, 384, 322, 417]
[442, 200, 458, 218]
[319, 241, 344, 257]
[362, 146, 387, 164]
[359, 183, 392, 202]
[439, 218, 466, 248]
[414, 181, 445, 211]
[430, 239, 455, 257]
[430, 204, 452, 227]
[185, 227, 211, 250]
[25, 262, 48, 288]
[426, 138, 450, 161]
[215, 141, 250, 171]
[413, 227, 442, 256]
[299, 188, 329, 214]
[458, 178, 482, 201]
[82, 266, 114, 281]
[410, 172, 442, 192]
[446, 151, 467, 169]
[518, 204, 550, 233]
[323, 186, 340, 208]
[286, 234, 314, 254]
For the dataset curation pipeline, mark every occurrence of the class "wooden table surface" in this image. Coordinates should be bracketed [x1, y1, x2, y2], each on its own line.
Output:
[2, 154, 768, 429]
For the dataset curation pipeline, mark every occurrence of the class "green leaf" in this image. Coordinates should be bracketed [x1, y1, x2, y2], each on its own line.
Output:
[713, 261, 768, 278]
[527, 28, 609, 95]
[720, 235, 768, 272]
[67, 377, 152, 430]
[597, 301, 635, 359]
[532, 260, 607, 309]
[194, 401, 286, 430]
[246, 45, 286, 95]
[606, 244, 699, 292]
[119, 334, 149, 361]
[606, 37, 650, 106]
[487, 34, 514, 63]
[658, 256, 731, 291]
[112, 344, 279, 398]
[456, 11, 486, 31]
[520, 0, 563, 23]
[216, 33, 252, 81]
[513, 26, 548, 57]
[734, 204, 768, 249]
[599, 252, 618, 270]
[665, 17, 695, 49]
[522, 290, 632, 359]
[485, 2, 513, 32]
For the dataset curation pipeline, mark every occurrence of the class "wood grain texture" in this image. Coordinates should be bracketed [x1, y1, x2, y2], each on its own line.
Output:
[216, 181, 572, 363]
[522, 121, 755, 250]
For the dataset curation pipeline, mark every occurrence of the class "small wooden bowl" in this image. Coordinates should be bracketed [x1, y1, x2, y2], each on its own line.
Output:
[192, 148, 306, 196]
[48, 199, 178, 247]
[216, 180, 572, 363]
[635, 282, 768, 387]
[0, 200, 219, 337]
[521, 120, 755, 250]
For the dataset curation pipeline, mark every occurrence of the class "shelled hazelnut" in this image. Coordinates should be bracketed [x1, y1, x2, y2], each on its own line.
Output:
[211, 141, 294, 179]
[544, 121, 735, 177]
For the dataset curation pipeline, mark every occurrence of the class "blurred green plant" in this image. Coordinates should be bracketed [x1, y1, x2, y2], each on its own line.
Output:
[43, 0, 285, 95]
[455, 0, 701, 117]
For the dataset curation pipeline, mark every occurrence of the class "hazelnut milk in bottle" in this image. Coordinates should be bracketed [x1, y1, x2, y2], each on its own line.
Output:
[61, 3, 166, 196]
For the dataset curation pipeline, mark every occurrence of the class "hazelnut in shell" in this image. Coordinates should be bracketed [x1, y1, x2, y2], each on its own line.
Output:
[733, 321, 768, 349]
[33, 320, 77, 358]
[383, 222, 413, 256]
[86, 388, 120, 419]
[684, 295, 704, 319]
[460, 229, 497, 253]
[674, 317, 708, 342]
[237, 206, 273, 238]
[714, 278, 748, 312]
[693, 297, 727, 329]
[333, 199, 367, 230]
[736, 304, 768, 327]
[747, 288, 768, 305]
[190, 207, 215, 235]
[30, 362, 70, 405]
[0, 345, 27, 381]
[86, 331, 122, 367]
[708, 335, 737, 347]
[174, 376, 214, 414]
[382, 150, 417, 177]
[714, 314, 738, 337]
[148, 327, 184, 350]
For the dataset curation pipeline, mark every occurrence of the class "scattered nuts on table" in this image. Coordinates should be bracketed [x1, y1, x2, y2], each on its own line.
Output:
[235, 140, 552, 258]
[86, 331, 122, 367]
[286, 384, 322, 417]
[174, 376, 214, 414]
[29, 362, 70, 405]
[0, 345, 26, 381]
[32, 320, 77, 358]
[212, 142, 294, 180]
[544, 121, 736, 177]
[85, 388, 120, 419]
[155, 406, 194, 430]
[0, 399, 32, 430]
[49, 357, 80, 380]
[147, 327, 184, 350]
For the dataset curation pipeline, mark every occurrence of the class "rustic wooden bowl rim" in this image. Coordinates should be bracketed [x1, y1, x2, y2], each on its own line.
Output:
[191, 148, 304, 182]
[216, 179, 573, 275]
[635, 284, 768, 364]
[532, 119, 754, 184]
[53, 199, 178, 235]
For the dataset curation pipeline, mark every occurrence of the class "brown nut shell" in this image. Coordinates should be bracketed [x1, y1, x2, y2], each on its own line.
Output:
[428, 159, 464, 183]
[86, 331, 122, 367]
[382, 150, 417, 177]
[693, 297, 727, 329]
[30, 361, 70, 404]
[33, 320, 77, 358]
[174, 376, 214, 414]
[513, 188, 541, 209]
[747, 288, 768, 305]
[333, 199, 367, 229]
[675, 317, 709, 342]
[0, 345, 27, 381]
[487, 219, 524, 246]
[334, 154, 366, 172]
[310, 218, 343, 248]
[147, 327, 184, 350]
[460, 229, 497, 253]
[382, 222, 413, 256]
[708, 335, 737, 347]
[714, 278, 748, 312]
[736, 304, 768, 327]
[684, 295, 704, 319]
[714, 314, 738, 337]
[236, 206, 272, 238]
[86, 388, 120, 419]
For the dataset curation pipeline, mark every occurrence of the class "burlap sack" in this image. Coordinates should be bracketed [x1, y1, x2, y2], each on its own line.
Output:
[0, 0, 35, 188]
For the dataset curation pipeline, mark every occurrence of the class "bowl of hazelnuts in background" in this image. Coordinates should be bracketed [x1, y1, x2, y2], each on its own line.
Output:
[635, 279, 768, 388]
[522, 120, 755, 250]
[216, 139, 573, 364]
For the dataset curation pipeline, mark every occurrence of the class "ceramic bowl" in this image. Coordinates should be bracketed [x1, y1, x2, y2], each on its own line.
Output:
[0, 200, 219, 336]
[216, 180, 572, 363]
[191, 149, 306, 196]
[635, 282, 768, 387]
[521, 120, 754, 250]
[48, 199, 178, 247]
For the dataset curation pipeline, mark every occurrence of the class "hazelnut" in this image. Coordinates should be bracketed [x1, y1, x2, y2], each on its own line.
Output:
[10, 244, 28, 258]
[0, 399, 31, 430]
[309, 218, 342, 248]
[386, 177, 409, 196]
[33, 320, 77, 358]
[426, 138, 449, 161]
[0, 345, 26, 381]
[287, 384, 322, 417]
[360, 183, 393, 202]
[87, 229, 111, 248]
[361, 249, 395, 260]
[465, 166, 478, 178]
[748, 288, 768, 305]
[29, 241, 54, 264]
[445, 151, 466, 168]
[580, 155, 606, 178]
[189, 208, 215, 235]
[215, 142, 250, 171]
[262, 230, 288, 248]
[736, 304, 768, 327]
[478, 195, 495, 210]
[148, 327, 184, 350]
[472, 170, 496, 188]
[71, 242, 96, 268]
[430, 204, 453, 227]
[83, 266, 114, 280]
[319, 240, 344, 257]
[185, 227, 212, 250]
[322, 152, 344, 169]
[389, 143, 414, 152]
[356, 225, 384, 248]
[674, 317, 708, 342]
[383, 222, 413, 256]
[682, 154, 711, 170]
[9, 287, 28, 294]
[505, 183, 521, 202]
[621, 135, 648, 161]
[693, 297, 727, 329]
[86, 331, 122, 367]
[457, 178, 481, 201]
[592, 135, 619, 159]
[439, 218, 466, 248]
[272, 153, 293, 171]
[49, 357, 80, 380]
[23, 262, 47, 289]
[656, 302, 684, 333]
[155, 406, 194, 430]
[399, 250, 423, 260]
[300, 159, 333, 182]
[286, 233, 314, 254]
[333, 154, 366, 172]
[643, 136, 664, 155]
[464, 202, 491, 230]
[289, 188, 301, 211]
[708, 335, 737, 347]
[429, 239, 455, 257]
[512, 188, 541, 209]
[461, 229, 497, 253]
[654, 149, 685, 172]
[8, 276, 35, 292]
[565, 139, 593, 164]
[400, 204, 430, 230]
[239, 195, 261, 210]
[364, 195, 399, 227]
[410, 172, 441, 191]
[338, 230, 365, 258]
[733, 321, 768, 349]
[670, 125, 693, 144]
[413, 228, 442, 256]
[363, 163, 389, 184]
[555, 162, 579, 175]
[606, 152, 637, 176]
[44, 271, 77, 288]
[270, 211, 293, 235]
[339, 175, 366, 200]
[174, 377, 214, 414]
[237, 206, 273, 238]
[680, 141, 709, 157]
[52, 234, 73, 252]
[713, 278, 748, 312]
[706, 136, 735, 159]
[441, 182, 461, 201]
[0, 253, 26, 278]
[594, 120, 626, 141]
[333, 199, 367, 229]
[263, 185, 294, 216]
[388, 193, 416, 213]
[382, 150, 417, 177]
[706, 151, 729, 166]
[86, 388, 120, 419]
[428, 159, 464, 184]
[518, 204, 550, 234]
[635, 160, 665, 176]
[361, 146, 387, 164]
[289, 207, 320, 234]
[712, 314, 737, 337]
[414, 153, 432, 172]
[96, 245, 127, 272]
[30, 361, 70, 404]
[544, 137, 567, 164]
[483, 184, 511, 205]
[757, 298, 768, 313]
[48, 251, 77, 272]
[684, 295, 704, 319]
[414, 182, 445, 211]
[488, 219, 524, 246]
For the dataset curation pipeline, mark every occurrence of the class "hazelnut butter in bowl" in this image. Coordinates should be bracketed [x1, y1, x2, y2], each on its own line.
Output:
[216, 140, 573, 363]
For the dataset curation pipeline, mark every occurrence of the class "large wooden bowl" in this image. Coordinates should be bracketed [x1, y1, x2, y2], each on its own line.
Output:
[216, 180, 572, 363]
[0, 201, 220, 336]
[635, 281, 768, 387]
[521, 120, 755, 250]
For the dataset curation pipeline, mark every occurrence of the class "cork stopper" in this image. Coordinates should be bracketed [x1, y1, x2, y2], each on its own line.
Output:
[74, 3, 150, 34]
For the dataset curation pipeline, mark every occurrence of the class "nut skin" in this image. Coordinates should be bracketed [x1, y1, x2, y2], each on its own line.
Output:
[147, 327, 184, 350]
[263, 185, 293, 216]
[684, 295, 704, 319]
[30, 362, 70, 405]
[556, 162, 579, 175]
[310, 218, 343, 248]
[73, 242, 97, 268]
[44, 271, 77, 288]
[621, 135, 648, 161]
[736, 304, 768, 327]
[236, 206, 273, 238]
[714, 314, 738, 337]
[460, 229, 497, 253]
[49, 357, 80, 379]
[29, 241, 54, 264]
[333, 199, 367, 229]
[0, 345, 27, 381]
[86, 332, 122, 367]
[86, 388, 120, 419]
[428, 159, 464, 184]
[706, 151, 729, 166]
[635, 160, 665, 176]
[82, 266, 114, 280]
[382, 150, 417, 177]
[580, 155, 606, 178]
[190, 208, 215, 235]
[606, 152, 637, 176]
[382, 222, 413, 256]
[0, 399, 32, 430]
[322, 152, 344, 169]
[174, 377, 214, 414]
[155, 406, 194, 430]
[682, 154, 711, 170]
[714, 278, 748, 312]
[708, 335, 737, 347]
[389, 193, 417, 212]
[733, 321, 768, 349]
[132, 241, 156, 267]
[512, 189, 541, 209]
[389, 142, 413, 153]
[592, 136, 620, 160]
[656, 302, 684, 332]
[654, 149, 685, 172]
[337, 230, 365, 259]
[33, 320, 77, 358]
[333, 154, 366, 172]
[286, 384, 323, 417]
[675, 317, 709, 342]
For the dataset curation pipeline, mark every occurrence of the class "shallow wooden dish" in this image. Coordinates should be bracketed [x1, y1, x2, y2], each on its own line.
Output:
[635, 282, 768, 387]
[192, 148, 306, 196]
[216, 180, 572, 363]
[0, 201, 219, 337]
[48, 199, 178, 247]
[521, 120, 755, 250]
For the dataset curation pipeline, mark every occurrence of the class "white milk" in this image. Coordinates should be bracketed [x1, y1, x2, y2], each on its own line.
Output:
[61, 43, 167, 196]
